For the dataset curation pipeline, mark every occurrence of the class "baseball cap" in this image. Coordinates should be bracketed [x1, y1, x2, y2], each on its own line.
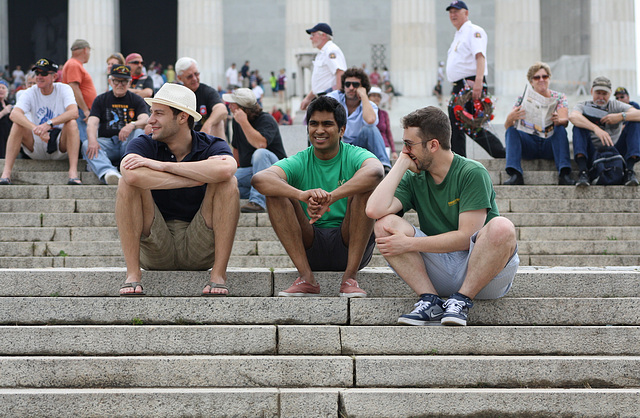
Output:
[145, 83, 202, 122]
[306, 23, 333, 36]
[71, 39, 90, 51]
[592, 76, 612, 93]
[110, 65, 132, 79]
[446, 1, 468, 11]
[32, 58, 59, 73]
[222, 88, 257, 107]
[615, 87, 629, 96]
[125, 53, 143, 63]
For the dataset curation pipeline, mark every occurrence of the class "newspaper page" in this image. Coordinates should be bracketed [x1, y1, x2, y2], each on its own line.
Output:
[516, 84, 558, 138]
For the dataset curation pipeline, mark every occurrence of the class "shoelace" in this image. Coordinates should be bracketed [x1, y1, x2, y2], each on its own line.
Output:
[410, 300, 432, 314]
[443, 299, 465, 314]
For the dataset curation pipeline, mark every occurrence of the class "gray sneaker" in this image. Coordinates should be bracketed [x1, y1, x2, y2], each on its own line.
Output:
[441, 293, 474, 326]
[398, 295, 444, 326]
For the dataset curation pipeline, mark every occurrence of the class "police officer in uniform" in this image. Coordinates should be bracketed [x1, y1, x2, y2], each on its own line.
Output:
[446, 1, 505, 158]
[300, 23, 347, 111]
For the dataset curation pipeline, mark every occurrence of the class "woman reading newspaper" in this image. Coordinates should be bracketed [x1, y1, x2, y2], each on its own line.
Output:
[503, 62, 575, 185]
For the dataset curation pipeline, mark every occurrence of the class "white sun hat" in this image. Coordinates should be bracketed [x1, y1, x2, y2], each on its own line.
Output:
[145, 83, 202, 122]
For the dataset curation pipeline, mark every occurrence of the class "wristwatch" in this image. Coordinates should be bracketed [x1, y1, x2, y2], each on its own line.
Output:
[46, 120, 54, 128]
[622, 112, 627, 122]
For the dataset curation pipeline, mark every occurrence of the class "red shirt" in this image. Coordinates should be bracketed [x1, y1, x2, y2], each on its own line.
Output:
[62, 57, 96, 109]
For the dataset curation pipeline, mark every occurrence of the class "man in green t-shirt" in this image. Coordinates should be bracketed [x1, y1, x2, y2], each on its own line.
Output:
[366, 106, 519, 326]
[252, 95, 384, 297]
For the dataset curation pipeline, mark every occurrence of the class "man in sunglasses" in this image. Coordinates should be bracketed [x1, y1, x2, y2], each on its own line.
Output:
[1, 58, 82, 185]
[125, 53, 154, 99]
[614, 87, 639, 110]
[366, 106, 519, 326]
[61, 39, 97, 144]
[327, 67, 391, 170]
[300, 23, 347, 111]
[83, 65, 148, 185]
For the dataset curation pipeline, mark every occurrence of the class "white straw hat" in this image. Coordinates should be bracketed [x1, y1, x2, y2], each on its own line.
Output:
[145, 83, 202, 122]
[368, 86, 389, 104]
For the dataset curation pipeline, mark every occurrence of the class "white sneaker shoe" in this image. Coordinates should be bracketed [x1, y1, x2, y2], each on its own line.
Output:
[103, 170, 122, 185]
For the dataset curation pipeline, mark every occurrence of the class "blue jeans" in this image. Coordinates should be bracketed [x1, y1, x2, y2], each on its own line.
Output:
[505, 125, 571, 174]
[236, 148, 279, 208]
[573, 122, 640, 165]
[77, 108, 88, 143]
[344, 124, 391, 167]
[81, 129, 143, 181]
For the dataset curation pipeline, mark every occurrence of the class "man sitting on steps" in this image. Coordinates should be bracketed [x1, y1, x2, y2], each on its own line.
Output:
[116, 83, 238, 296]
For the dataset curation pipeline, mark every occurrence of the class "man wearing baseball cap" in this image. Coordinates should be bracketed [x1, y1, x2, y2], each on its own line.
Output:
[83, 65, 149, 185]
[1, 58, 81, 185]
[223, 88, 287, 213]
[300, 22, 347, 111]
[614, 87, 639, 109]
[116, 83, 239, 296]
[570, 76, 640, 186]
[125, 53, 154, 99]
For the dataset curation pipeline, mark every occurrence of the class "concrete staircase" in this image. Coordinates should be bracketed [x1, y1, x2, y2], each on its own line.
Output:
[0, 157, 639, 417]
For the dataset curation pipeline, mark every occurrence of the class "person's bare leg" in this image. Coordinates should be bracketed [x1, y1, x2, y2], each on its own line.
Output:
[457, 216, 517, 299]
[115, 177, 155, 294]
[58, 120, 80, 179]
[266, 195, 316, 284]
[201, 177, 240, 295]
[340, 191, 375, 283]
[374, 214, 439, 296]
[1, 124, 33, 179]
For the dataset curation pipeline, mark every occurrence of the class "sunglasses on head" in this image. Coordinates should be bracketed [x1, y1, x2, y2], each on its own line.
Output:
[344, 81, 361, 88]
[35, 70, 51, 76]
[532, 74, 549, 81]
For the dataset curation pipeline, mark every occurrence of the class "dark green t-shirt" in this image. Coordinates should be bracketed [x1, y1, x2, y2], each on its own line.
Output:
[275, 142, 376, 228]
[394, 154, 498, 236]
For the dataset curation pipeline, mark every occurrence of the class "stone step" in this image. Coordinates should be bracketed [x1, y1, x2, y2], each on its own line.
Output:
[0, 324, 637, 356]
[518, 226, 640, 241]
[0, 159, 89, 172]
[1, 268, 638, 298]
[0, 355, 636, 389]
[1, 171, 101, 185]
[0, 297, 636, 326]
[1, 388, 638, 418]
[504, 212, 640, 226]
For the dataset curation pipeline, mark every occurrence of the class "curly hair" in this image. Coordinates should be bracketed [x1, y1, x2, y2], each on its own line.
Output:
[340, 67, 371, 94]
[526, 62, 551, 83]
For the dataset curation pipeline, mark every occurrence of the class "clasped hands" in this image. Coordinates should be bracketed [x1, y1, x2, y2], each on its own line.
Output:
[300, 188, 332, 224]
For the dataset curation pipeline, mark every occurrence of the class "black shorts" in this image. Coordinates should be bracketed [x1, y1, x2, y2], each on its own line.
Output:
[305, 225, 375, 271]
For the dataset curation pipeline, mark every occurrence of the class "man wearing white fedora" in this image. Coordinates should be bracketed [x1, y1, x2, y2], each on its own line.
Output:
[116, 83, 239, 296]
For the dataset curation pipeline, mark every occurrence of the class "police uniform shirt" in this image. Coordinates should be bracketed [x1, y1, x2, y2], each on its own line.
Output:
[311, 40, 347, 94]
[446, 20, 489, 83]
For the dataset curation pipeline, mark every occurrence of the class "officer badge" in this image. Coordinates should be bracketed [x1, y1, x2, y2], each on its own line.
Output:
[329, 53, 336, 59]
[474, 32, 482, 38]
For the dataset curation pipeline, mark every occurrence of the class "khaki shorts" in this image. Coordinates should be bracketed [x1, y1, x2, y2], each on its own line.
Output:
[139, 205, 215, 270]
[23, 134, 67, 160]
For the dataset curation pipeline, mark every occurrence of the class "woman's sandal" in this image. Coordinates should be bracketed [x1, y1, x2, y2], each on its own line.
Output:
[67, 177, 82, 185]
[119, 281, 146, 297]
[201, 282, 229, 297]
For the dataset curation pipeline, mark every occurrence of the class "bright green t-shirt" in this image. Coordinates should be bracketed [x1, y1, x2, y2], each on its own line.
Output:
[394, 154, 499, 236]
[274, 142, 376, 228]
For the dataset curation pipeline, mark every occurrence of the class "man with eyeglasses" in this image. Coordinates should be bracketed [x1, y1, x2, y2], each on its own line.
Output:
[1, 58, 82, 185]
[327, 67, 391, 171]
[83, 65, 148, 185]
[175, 57, 227, 139]
[614, 87, 639, 110]
[125, 53, 154, 99]
[445, 1, 505, 159]
[366, 106, 519, 326]
[61, 39, 97, 144]
[300, 23, 347, 111]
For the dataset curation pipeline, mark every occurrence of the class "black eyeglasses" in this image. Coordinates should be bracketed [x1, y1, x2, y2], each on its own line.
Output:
[128, 61, 143, 65]
[344, 81, 361, 88]
[35, 70, 51, 76]
[532, 74, 550, 81]
[110, 78, 128, 85]
[615, 95, 627, 100]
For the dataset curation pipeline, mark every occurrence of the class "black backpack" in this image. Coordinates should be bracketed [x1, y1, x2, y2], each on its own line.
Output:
[589, 146, 626, 185]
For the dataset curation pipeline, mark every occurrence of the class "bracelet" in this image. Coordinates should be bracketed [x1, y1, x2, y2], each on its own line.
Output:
[622, 112, 626, 122]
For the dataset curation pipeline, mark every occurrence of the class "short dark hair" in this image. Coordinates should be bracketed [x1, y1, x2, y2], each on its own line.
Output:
[306, 95, 347, 130]
[341, 67, 371, 94]
[401, 106, 451, 150]
[170, 107, 195, 130]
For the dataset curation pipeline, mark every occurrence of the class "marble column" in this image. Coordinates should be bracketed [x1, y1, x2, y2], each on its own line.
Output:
[494, 0, 541, 97]
[590, 0, 637, 94]
[285, 0, 330, 99]
[0, 0, 8, 68]
[390, 0, 437, 98]
[177, 0, 224, 90]
[67, 0, 118, 92]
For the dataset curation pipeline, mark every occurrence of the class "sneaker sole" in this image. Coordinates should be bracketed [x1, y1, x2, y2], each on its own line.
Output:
[277, 291, 320, 297]
[397, 317, 443, 326]
[625, 181, 639, 187]
[339, 292, 367, 298]
[441, 316, 467, 326]
[104, 174, 121, 185]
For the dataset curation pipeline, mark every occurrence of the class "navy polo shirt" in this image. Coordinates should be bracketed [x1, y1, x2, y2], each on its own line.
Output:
[125, 130, 233, 222]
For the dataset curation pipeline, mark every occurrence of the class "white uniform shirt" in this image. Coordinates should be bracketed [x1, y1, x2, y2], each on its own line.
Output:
[446, 20, 488, 83]
[226, 67, 239, 86]
[15, 83, 76, 128]
[311, 40, 347, 94]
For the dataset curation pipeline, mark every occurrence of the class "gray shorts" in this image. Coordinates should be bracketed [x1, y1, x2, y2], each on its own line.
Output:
[305, 225, 376, 271]
[410, 226, 519, 299]
[139, 205, 215, 270]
